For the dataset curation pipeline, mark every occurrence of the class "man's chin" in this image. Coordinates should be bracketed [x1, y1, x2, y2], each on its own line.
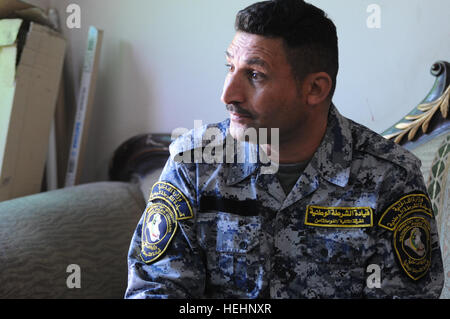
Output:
[229, 120, 259, 143]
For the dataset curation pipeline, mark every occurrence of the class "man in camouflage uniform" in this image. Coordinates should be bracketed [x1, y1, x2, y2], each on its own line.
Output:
[125, 0, 444, 298]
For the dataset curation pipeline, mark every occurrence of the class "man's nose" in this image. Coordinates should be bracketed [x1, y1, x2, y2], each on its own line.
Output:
[221, 73, 245, 106]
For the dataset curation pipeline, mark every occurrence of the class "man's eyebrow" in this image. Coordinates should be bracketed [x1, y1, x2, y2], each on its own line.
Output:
[225, 51, 268, 68]
[245, 57, 267, 68]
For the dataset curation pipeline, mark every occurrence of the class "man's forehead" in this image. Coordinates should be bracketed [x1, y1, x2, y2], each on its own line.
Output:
[226, 32, 285, 64]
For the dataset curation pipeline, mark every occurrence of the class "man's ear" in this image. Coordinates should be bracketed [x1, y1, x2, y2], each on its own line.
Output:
[304, 72, 332, 106]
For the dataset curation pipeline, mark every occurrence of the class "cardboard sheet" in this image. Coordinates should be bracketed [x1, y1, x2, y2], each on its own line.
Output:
[0, 18, 66, 201]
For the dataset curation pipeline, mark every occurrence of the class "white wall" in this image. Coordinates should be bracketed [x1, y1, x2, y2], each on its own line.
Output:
[48, 0, 450, 183]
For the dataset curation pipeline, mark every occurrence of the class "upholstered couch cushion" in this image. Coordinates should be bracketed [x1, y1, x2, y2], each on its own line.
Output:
[0, 181, 145, 299]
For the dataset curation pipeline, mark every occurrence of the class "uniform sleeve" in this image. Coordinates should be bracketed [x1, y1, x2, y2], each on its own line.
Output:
[364, 160, 444, 298]
[124, 157, 206, 299]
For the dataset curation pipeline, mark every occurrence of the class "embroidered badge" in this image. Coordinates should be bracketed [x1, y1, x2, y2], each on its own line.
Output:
[149, 182, 194, 220]
[140, 202, 178, 264]
[305, 205, 373, 228]
[140, 182, 194, 264]
[393, 216, 431, 280]
[378, 193, 433, 231]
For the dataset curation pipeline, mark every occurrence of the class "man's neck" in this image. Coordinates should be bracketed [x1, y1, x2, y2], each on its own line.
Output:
[262, 106, 329, 164]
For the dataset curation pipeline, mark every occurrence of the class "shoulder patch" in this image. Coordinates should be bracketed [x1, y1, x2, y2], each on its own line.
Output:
[378, 193, 433, 231]
[393, 216, 431, 280]
[149, 182, 194, 220]
[140, 182, 194, 264]
[140, 202, 178, 264]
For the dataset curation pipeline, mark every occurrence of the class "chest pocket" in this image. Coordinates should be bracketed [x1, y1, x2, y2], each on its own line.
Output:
[197, 212, 263, 297]
[306, 226, 367, 265]
[303, 225, 370, 298]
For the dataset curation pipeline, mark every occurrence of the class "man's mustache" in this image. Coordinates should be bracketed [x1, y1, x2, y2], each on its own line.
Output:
[226, 104, 254, 118]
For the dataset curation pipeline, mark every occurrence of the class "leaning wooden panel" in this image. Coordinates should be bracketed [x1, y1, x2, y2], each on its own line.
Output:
[0, 21, 66, 202]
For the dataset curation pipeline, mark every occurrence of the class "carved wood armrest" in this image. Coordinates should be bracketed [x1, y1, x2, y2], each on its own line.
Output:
[382, 60, 450, 150]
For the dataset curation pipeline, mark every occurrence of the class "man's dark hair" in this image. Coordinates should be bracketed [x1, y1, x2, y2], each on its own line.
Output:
[235, 0, 339, 98]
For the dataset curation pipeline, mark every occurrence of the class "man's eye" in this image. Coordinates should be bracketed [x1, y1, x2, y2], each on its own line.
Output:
[225, 63, 233, 72]
[249, 71, 264, 81]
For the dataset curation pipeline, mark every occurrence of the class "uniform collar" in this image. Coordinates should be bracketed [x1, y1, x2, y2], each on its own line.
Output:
[278, 104, 353, 209]
[225, 141, 260, 185]
[307, 103, 353, 188]
[225, 104, 353, 188]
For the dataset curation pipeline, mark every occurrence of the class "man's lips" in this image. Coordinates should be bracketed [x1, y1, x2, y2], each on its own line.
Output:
[230, 111, 252, 118]
[226, 104, 254, 122]
[229, 111, 254, 125]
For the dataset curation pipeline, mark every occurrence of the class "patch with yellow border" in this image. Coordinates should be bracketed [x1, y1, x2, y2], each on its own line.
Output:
[140, 202, 178, 263]
[305, 205, 373, 228]
[378, 193, 433, 231]
[149, 182, 194, 220]
[393, 216, 431, 280]
[140, 182, 194, 264]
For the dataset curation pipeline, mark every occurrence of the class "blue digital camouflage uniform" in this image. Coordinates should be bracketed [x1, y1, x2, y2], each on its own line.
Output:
[125, 104, 444, 298]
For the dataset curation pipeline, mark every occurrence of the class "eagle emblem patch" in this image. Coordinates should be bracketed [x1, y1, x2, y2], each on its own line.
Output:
[393, 217, 431, 280]
[140, 182, 193, 264]
[378, 192, 434, 280]
[141, 202, 178, 263]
